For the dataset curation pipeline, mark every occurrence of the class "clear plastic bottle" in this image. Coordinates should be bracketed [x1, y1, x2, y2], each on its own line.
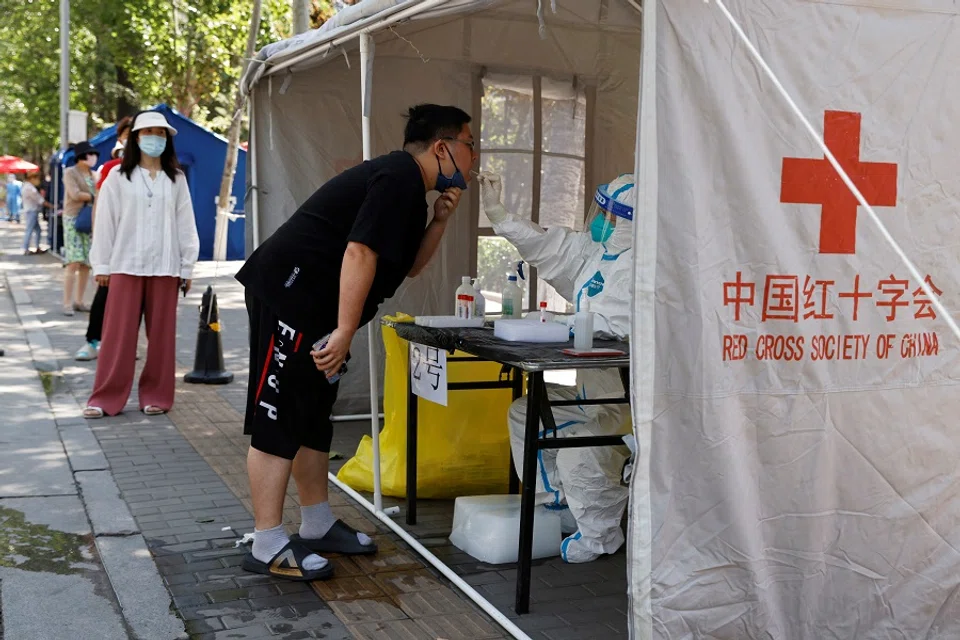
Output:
[455, 276, 476, 319]
[472, 278, 486, 319]
[574, 298, 594, 351]
[501, 274, 523, 319]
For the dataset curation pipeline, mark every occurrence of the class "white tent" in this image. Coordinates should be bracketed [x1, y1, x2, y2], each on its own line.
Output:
[244, 0, 960, 637]
[241, 0, 642, 414]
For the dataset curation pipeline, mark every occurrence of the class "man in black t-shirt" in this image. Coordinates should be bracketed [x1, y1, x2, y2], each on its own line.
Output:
[236, 104, 477, 581]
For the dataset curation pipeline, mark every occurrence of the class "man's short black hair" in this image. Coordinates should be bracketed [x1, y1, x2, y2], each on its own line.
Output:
[403, 104, 471, 150]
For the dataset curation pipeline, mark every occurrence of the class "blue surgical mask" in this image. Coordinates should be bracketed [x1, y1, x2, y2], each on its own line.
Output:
[590, 214, 614, 243]
[435, 146, 468, 192]
[138, 135, 167, 158]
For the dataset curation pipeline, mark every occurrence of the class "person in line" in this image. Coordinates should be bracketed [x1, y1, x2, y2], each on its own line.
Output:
[479, 171, 635, 563]
[83, 110, 199, 419]
[6, 174, 22, 223]
[76, 116, 134, 361]
[62, 141, 99, 316]
[236, 104, 476, 581]
[21, 172, 50, 254]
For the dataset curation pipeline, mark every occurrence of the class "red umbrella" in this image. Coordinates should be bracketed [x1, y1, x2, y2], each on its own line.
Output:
[0, 155, 39, 174]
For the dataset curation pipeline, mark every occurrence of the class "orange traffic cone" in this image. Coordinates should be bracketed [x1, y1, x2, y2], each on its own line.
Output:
[184, 285, 234, 385]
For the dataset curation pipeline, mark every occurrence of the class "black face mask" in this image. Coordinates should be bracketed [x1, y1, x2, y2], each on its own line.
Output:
[434, 145, 468, 191]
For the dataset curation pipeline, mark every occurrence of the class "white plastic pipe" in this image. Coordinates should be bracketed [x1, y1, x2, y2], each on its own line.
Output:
[709, 0, 960, 345]
[359, 31, 383, 514]
[328, 472, 533, 640]
[330, 412, 384, 423]
[249, 99, 261, 248]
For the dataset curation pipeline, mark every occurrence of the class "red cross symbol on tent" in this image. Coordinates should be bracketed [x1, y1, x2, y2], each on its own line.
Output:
[780, 110, 898, 254]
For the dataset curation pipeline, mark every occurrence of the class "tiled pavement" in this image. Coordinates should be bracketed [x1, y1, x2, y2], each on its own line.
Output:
[1, 223, 629, 639]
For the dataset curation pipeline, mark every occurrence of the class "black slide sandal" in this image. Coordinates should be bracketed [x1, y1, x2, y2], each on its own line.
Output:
[241, 540, 334, 581]
[291, 520, 379, 555]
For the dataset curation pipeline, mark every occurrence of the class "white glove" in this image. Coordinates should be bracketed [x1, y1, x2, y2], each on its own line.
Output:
[478, 172, 508, 224]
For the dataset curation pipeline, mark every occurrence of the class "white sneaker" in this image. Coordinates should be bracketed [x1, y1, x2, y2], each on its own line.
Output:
[75, 342, 99, 361]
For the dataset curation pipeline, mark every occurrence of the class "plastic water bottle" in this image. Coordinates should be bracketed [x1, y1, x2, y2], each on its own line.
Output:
[472, 278, 486, 319]
[456, 276, 476, 319]
[574, 298, 594, 351]
[502, 275, 523, 319]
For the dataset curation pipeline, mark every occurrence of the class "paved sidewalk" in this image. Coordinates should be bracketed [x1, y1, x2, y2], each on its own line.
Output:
[0, 240, 184, 639]
[0, 219, 629, 640]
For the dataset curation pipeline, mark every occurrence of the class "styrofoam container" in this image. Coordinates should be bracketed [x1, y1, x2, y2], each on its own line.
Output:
[415, 315, 485, 328]
[449, 494, 561, 564]
[493, 319, 570, 343]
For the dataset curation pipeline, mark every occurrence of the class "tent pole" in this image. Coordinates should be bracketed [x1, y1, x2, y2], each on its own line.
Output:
[214, 0, 261, 261]
[249, 100, 260, 248]
[264, 0, 452, 79]
[328, 472, 533, 640]
[628, 0, 658, 636]
[359, 31, 383, 513]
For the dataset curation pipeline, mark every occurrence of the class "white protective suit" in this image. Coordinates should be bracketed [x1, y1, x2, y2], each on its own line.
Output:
[479, 172, 634, 563]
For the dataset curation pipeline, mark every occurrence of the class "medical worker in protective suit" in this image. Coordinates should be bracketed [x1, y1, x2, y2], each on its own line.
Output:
[477, 171, 634, 563]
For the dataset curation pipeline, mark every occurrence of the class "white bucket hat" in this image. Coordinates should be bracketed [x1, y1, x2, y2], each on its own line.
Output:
[131, 111, 178, 136]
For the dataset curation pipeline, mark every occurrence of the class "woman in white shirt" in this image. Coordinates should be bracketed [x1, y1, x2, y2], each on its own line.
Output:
[84, 111, 200, 418]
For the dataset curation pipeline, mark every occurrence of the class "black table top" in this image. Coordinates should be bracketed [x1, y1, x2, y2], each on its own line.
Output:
[384, 319, 630, 372]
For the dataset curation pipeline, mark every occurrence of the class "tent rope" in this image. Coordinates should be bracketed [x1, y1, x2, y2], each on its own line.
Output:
[389, 25, 430, 63]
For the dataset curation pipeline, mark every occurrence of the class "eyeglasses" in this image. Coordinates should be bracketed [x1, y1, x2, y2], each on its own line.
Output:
[442, 137, 476, 152]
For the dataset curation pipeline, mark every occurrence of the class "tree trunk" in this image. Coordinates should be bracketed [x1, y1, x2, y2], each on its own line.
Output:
[292, 0, 310, 34]
[213, 0, 262, 261]
[116, 66, 137, 117]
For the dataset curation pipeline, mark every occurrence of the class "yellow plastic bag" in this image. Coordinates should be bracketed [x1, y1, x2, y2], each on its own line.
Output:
[337, 318, 513, 498]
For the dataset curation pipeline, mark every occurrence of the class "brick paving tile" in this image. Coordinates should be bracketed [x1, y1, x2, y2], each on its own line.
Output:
[414, 612, 503, 639]
[15, 244, 631, 640]
[352, 550, 423, 574]
[395, 586, 473, 618]
[196, 624, 274, 640]
[542, 624, 629, 640]
[328, 598, 407, 624]
[347, 619, 434, 640]
[220, 606, 297, 629]
[372, 569, 445, 596]
[310, 576, 386, 601]
[326, 555, 364, 577]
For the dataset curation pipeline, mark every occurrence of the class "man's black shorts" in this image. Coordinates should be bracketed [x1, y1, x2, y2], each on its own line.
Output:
[244, 292, 338, 460]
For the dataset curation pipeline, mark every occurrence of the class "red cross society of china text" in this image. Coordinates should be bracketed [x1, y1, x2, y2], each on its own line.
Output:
[721, 272, 942, 362]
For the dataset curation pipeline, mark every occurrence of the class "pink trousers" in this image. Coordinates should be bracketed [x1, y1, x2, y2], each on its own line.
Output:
[88, 274, 179, 415]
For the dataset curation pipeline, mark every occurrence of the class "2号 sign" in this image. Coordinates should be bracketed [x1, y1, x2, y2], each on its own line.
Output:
[409, 342, 447, 406]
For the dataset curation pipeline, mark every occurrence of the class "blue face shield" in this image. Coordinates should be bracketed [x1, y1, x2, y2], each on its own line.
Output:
[435, 145, 468, 192]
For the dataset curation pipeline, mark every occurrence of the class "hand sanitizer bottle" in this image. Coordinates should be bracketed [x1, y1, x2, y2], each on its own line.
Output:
[574, 298, 594, 351]
[456, 276, 476, 319]
[502, 274, 523, 319]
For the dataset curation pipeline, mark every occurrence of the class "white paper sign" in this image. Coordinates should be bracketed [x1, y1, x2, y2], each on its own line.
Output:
[409, 342, 447, 406]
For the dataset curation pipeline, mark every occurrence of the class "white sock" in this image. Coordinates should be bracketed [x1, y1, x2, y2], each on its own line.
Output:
[300, 502, 373, 546]
[253, 524, 327, 570]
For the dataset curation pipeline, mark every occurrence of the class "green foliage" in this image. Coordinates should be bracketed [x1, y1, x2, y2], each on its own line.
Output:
[0, 0, 307, 165]
[476, 236, 524, 300]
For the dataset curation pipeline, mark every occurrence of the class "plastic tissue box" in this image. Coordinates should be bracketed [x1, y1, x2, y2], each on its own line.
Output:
[449, 494, 561, 564]
[493, 319, 570, 343]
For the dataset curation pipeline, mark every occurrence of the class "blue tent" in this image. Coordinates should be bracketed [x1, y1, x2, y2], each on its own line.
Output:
[60, 105, 246, 261]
